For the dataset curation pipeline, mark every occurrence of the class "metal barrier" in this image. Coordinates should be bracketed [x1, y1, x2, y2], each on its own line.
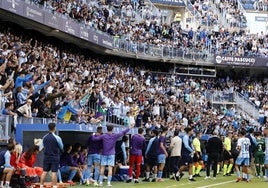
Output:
[204, 90, 235, 104]
[234, 92, 260, 120]
[113, 38, 213, 62]
[0, 112, 130, 141]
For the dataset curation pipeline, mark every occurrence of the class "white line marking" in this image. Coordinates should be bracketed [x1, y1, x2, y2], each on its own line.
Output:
[196, 180, 234, 188]
[166, 176, 231, 188]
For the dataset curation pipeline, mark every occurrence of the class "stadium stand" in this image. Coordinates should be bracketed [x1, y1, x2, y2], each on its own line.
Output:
[27, 0, 268, 59]
[0, 22, 267, 138]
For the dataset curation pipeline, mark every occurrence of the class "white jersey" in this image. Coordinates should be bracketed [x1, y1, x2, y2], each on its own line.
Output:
[265, 137, 268, 156]
[237, 137, 251, 158]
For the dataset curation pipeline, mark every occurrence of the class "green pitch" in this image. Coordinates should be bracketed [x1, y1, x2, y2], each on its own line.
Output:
[71, 175, 268, 188]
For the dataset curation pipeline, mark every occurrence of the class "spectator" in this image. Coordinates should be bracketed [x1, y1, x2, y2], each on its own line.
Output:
[16, 99, 33, 118]
[135, 110, 144, 127]
[0, 143, 15, 188]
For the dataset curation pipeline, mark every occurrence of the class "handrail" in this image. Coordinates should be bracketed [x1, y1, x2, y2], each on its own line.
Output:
[113, 38, 214, 63]
[234, 92, 260, 120]
[0, 113, 129, 141]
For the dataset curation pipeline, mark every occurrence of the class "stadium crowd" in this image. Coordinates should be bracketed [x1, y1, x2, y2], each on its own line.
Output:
[31, 0, 268, 57]
[0, 22, 267, 135]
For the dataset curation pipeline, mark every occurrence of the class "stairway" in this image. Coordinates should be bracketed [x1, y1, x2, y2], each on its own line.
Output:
[234, 92, 260, 126]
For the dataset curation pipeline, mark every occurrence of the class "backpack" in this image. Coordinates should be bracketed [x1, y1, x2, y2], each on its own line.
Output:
[0, 150, 6, 166]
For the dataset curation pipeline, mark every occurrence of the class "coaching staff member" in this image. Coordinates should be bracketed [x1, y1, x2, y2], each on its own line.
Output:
[205, 130, 223, 179]
[40, 123, 64, 188]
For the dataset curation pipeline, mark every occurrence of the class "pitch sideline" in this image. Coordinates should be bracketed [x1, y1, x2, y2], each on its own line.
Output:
[196, 180, 234, 188]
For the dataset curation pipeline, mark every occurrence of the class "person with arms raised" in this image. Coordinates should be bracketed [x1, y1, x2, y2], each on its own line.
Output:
[85, 126, 103, 186]
[92, 125, 132, 187]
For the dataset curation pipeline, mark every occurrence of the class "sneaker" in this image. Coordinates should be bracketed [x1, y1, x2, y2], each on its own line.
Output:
[98, 182, 103, 187]
[107, 183, 112, 187]
[67, 180, 75, 186]
[193, 174, 201, 177]
[157, 178, 164, 182]
[175, 175, 180, 181]
[134, 179, 139, 183]
[226, 173, 231, 176]
[180, 173, 185, 179]
[93, 182, 99, 187]
[204, 176, 211, 180]
[142, 178, 150, 182]
[151, 178, 157, 182]
[126, 179, 132, 183]
[213, 177, 217, 180]
[189, 178, 196, 182]
[170, 174, 176, 180]
[246, 179, 251, 183]
[236, 177, 242, 182]
[242, 178, 247, 181]
[85, 181, 90, 186]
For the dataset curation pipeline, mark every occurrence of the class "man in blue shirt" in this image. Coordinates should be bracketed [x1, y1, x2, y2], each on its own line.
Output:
[40, 123, 64, 188]
[135, 110, 144, 127]
[0, 143, 15, 188]
[143, 129, 160, 182]
[178, 127, 196, 181]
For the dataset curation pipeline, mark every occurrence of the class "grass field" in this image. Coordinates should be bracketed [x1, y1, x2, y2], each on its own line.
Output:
[69, 174, 268, 188]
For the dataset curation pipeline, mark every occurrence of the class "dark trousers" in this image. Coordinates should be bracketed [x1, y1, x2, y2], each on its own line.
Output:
[206, 153, 219, 177]
[170, 156, 181, 174]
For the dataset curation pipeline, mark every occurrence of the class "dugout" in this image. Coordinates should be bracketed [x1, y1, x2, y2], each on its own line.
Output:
[15, 123, 138, 167]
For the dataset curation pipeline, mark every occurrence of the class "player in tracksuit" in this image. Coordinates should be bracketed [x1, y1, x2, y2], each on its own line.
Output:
[178, 127, 196, 181]
[143, 129, 160, 182]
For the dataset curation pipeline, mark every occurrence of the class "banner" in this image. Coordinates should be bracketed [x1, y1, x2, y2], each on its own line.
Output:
[150, 0, 185, 5]
[79, 25, 89, 40]
[44, 12, 64, 29]
[214, 55, 268, 67]
[24, 3, 44, 23]
[1, 0, 23, 15]
[0, 0, 114, 49]
[62, 18, 79, 36]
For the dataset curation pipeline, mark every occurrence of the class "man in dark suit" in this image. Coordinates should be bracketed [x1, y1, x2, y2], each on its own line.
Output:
[205, 130, 223, 180]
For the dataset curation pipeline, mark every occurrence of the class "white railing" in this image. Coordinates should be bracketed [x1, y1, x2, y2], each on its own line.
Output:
[184, 0, 202, 29]
[143, 0, 161, 20]
[204, 90, 234, 103]
[234, 92, 260, 120]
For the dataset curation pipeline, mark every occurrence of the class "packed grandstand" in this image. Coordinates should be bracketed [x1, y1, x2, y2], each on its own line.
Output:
[0, 0, 267, 187]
